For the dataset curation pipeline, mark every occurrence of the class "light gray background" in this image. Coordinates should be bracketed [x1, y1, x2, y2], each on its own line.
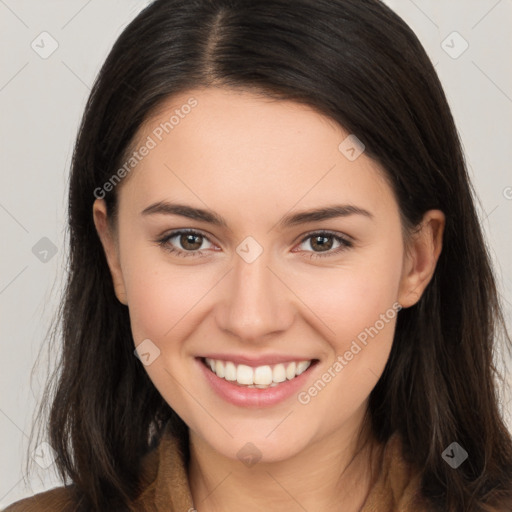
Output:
[1, 0, 511, 507]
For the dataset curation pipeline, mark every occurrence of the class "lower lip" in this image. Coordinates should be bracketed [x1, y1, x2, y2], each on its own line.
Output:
[196, 358, 318, 408]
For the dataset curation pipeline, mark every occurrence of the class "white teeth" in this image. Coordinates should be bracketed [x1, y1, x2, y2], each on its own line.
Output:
[296, 361, 310, 375]
[286, 362, 296, 380]
[254, 365, 273, 385]
[215, 360, 225, 378]
[237, 364, 254, 385]
[272, 364, 287, 383]
[204, 358, 313, 388]
[224, 361, 237, 381]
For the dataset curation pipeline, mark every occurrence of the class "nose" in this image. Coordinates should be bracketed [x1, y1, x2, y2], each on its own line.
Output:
[216, 249, 295, 343]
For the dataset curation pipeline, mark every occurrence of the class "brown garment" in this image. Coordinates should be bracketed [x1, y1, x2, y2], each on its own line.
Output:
[3, 423, 428, 511]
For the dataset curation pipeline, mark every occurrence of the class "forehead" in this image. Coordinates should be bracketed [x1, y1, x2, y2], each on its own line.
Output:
[116, 87, 396, 223]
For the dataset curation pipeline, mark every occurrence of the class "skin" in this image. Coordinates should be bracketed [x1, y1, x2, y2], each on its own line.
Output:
[93, 87, 445, 512]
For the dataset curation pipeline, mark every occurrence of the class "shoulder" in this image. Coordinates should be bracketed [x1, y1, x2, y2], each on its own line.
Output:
[2, 485, 76, 512]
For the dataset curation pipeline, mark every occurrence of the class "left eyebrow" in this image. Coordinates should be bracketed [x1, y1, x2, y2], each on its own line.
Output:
[277, 204, 374, 229]
[141, 201, 373, 229]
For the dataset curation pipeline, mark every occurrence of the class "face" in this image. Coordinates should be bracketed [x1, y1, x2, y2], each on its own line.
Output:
[94, 87, 444, 463]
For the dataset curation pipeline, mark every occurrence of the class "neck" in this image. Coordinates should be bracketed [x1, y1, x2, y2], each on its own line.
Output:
[187, 411, 382, 512]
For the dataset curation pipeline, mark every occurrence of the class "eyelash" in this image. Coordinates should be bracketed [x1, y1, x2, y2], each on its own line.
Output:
[156, 229, 353, 259]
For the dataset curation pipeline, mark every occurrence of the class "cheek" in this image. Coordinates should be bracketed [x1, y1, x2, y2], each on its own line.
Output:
[293, 243, 402, 411]
[294, 241, 403, 343]
[296, 292, 399, 424]
[123, 257, 215, 426]
[125, 259, 217, 346]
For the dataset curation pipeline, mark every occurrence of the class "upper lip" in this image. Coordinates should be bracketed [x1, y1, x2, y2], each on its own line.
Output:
[199, 354, 317, 367]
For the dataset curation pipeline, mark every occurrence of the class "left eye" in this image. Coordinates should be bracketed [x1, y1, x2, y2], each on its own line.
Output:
[295, 231, 352, 258]
[157, 229, 352, 259]
[157, 230, 215, 257]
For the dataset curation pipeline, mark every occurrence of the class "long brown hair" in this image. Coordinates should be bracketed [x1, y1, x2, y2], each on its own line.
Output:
[25, 0, 512, 509]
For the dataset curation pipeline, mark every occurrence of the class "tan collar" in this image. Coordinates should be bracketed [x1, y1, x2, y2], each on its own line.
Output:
[360, 433, 426, 511]
[133, 423, 194, 511]
[134, 423, 426, 512]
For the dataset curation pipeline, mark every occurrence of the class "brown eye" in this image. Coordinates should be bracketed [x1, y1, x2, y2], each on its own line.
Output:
[309, 234, 334, 252]
[179, 233, 203, 251]
[157, 229, 214, 257]
[296, 231, 353, 258]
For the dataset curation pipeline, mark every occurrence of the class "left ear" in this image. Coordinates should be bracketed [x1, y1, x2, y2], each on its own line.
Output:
[397, 209, 445, 308]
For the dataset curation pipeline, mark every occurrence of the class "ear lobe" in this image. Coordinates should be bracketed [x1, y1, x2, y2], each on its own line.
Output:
[93, 199, 128, 305]
[397, 209, 445, 308]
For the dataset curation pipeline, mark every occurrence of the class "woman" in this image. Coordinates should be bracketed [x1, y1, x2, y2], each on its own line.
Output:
[5, 0, 512, 510]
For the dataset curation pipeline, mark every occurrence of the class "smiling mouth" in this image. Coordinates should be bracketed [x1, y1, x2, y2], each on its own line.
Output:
[201, 357, 319, 389]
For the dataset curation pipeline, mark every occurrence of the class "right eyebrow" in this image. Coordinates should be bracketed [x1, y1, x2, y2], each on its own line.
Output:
[141, 201, 228, 228]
